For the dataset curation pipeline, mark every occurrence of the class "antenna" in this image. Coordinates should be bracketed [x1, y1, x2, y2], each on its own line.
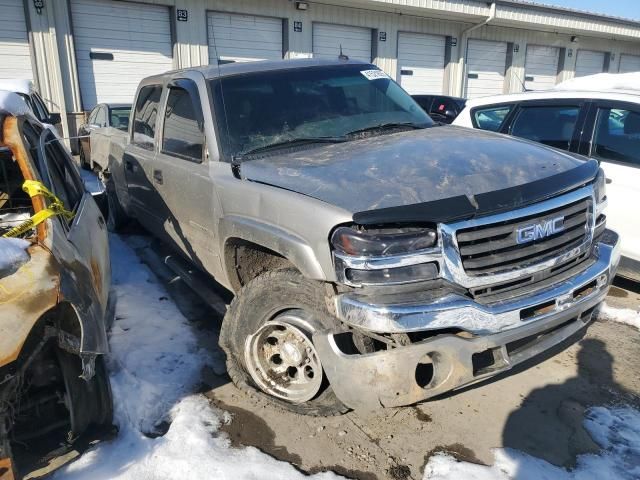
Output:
[514, 72, 528, 92]
[338, 44, 349, 61]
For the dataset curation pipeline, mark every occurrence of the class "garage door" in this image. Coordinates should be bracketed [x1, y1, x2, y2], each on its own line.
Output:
[313, 23, 372, 62]
[0, 0, 33, 81]
[575, 50, 605, 78]
[397, 32, 446, 94]
[619, 54, 640, 73]
[524, 45, 560, 91]
[71, 0, 173, 109]
[208, 12, 283, 64]
[466, 39, 507, 98]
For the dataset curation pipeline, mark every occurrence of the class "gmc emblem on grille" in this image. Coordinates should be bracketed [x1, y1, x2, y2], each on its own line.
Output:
[516, 216, 565, 244]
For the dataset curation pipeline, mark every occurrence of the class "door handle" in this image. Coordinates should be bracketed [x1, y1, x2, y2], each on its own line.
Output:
[606, 177, 612, 184]
[124, 160, 134, 172]
[153, 169, 163, 185]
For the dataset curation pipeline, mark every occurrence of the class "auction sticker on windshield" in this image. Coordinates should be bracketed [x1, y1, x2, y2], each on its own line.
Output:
[361, 69, 389, 80]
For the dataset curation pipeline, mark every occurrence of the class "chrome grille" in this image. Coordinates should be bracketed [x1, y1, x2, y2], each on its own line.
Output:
[456, 198, 591, 275]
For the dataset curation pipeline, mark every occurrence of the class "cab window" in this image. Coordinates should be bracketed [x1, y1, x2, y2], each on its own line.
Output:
[472, 105, 513, 132]
[162, 87, 204, 162]
[592, 108, 640, 167]
[510, 105, 580, 150]
[132, 85, 163, 150]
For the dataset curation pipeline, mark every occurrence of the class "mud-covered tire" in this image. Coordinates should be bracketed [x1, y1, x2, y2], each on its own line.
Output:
[105, 177, 129, 232]
[219, 269, 349, 416]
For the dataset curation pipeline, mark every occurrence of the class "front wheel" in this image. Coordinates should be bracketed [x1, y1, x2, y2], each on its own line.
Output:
[219, 269, 348, 416]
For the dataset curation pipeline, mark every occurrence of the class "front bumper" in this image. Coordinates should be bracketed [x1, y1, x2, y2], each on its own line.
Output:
[314, 230, 620, 410]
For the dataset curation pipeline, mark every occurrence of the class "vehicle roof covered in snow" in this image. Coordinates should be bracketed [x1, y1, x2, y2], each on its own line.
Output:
[0, 90, 31, 116]
[0, 79, 34, 96]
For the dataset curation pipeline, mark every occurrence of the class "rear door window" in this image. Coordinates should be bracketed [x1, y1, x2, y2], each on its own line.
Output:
[472, 105, 513, 132]
[132, 85, 163, 150]
[592, 108, 640, 167]
[509, 105, 580, 150]
[95, 106, 107, 127]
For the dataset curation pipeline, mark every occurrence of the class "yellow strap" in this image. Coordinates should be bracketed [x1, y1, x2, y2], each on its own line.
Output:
[2, 180, 75, 238]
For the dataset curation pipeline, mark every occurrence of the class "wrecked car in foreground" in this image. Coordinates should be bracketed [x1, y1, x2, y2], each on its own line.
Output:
[0, 92, 113, 480]
[100, 59, 620, 415]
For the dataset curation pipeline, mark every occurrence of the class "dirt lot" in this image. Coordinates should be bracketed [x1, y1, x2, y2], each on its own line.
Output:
[132, 234, 640, 480]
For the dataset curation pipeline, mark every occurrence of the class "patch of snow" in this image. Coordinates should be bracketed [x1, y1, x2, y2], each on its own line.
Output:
[0, 90, 30, 116]
[80, 169, 105, 195]
[56, 234, 341, 480]
[0, 237, 30, 275]
[555, 73, 640, 93]
[598, 302, 640, 330]
[0, 79, 33, 96]
[423, 406, 640, 480]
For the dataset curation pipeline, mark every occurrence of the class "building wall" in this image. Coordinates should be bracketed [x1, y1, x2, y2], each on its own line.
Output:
[18, 0, 640, 142]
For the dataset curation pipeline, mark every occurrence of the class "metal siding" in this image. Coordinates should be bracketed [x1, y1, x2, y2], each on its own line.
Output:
[466, 39, 507, 98]
[524, 45, 559, 90]
[0, 0, 33, 81]
[207, 12, 283, 64]
[575, 49, 606, 77]
[313, 23, 372, 62]
[619, 54, 640, 73]
[397, 32, 445, 94]
[71, 0, 173, 109]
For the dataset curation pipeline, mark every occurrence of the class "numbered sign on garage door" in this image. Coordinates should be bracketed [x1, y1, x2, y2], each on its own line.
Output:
[0, 0, 33, 81]
[208, 12, 283, 64]
[313, 23, 372, 62]
[575, 50, 606, 78]
[71, 0, 173, 109]
[397, 32, 446, 94]
[525, 45, 560, 91]
[466, 39, 507, 99]
[619, 54, 640, 73]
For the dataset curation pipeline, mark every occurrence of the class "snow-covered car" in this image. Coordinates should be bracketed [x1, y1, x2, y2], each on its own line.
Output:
[0, 91, 113, 479]
[0, 79, 61, 131]
[453, 73, 640, 281]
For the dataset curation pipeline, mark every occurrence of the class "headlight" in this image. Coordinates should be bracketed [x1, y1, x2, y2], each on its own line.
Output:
[331, 225, 440, 286]
[331, 226, 436, 256]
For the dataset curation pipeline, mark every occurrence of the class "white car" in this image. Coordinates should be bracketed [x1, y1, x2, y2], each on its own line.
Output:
[453, 75, 640, 281]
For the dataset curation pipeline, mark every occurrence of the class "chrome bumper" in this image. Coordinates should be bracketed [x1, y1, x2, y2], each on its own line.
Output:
[316, 230, 620, 411]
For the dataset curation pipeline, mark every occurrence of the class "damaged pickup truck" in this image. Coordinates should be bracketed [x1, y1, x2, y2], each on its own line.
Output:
[102, 59, 619, 415]
[0, 92, 112, 479]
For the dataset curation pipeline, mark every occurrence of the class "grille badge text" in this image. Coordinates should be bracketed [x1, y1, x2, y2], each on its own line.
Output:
[516, 216, 565, 244]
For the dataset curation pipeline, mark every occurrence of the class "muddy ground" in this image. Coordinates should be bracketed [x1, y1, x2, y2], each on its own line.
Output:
[132, 234, 640, 480]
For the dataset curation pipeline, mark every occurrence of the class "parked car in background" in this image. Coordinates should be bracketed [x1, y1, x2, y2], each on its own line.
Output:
[0, 79, 61, 132]
[101, 59, 618, 415]
[0, 91, 113, 479]
[411, 94, 466, 124]
[78, 103, 131, 170]
[453, 75, 640, 281]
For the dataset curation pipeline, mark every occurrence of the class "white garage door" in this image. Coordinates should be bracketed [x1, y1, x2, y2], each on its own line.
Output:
[208, 12, 283, 64]
[619, 54, 640, 73]
[524, 45, 560, 91]
[71, 0, 173, 109]
[313, 23, 372, 62]
[0, 0, 33, 81]
[397, 32, 446, 94]
[575, 50, 605, 78]
[466, 39, 507, 98]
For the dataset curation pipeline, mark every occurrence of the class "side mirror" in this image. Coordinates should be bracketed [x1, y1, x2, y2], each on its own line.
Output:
[47, 112, 62, 125]
[444, 109, 457, 119]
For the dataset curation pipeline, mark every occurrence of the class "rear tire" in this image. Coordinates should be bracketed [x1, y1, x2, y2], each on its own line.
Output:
[105, 176, 129, 232]
[219, 269, 348, 416]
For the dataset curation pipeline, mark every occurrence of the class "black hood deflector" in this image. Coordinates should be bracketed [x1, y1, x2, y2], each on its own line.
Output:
[353, 159, 599, 225]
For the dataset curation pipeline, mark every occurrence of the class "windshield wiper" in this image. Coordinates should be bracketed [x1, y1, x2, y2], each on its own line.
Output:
[344, 122, 426, 137]
[234, 136, 347, 160]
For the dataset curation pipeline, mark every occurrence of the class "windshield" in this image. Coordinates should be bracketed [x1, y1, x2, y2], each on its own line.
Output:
[110, 107, 131, 131]
[210, 64, 433, 159]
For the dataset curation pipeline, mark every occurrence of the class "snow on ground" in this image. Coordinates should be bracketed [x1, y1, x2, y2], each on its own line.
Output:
[80, 169, 105, 195]
[423, 406, 640, 480]
[0, 237, 30, 274]
[56, 234, 340, 480]
[598, 302, 640, 330]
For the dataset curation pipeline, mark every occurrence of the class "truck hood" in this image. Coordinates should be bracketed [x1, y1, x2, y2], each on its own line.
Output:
[238, 126, 598, 224]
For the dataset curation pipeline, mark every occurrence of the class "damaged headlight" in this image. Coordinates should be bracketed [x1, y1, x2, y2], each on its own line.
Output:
[331, 225, 440, 286]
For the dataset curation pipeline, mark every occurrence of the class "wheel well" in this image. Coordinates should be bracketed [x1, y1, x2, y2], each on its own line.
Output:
[224, 239, 297, 292]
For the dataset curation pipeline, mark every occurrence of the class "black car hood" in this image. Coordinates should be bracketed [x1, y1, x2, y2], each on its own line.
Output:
[238, 126, 598, 224]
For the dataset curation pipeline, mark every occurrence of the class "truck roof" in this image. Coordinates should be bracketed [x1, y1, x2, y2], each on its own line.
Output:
[142, 58, 373, 84]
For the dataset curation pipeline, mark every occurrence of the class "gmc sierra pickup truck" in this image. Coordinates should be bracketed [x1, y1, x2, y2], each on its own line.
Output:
[100, 59, 619, 415]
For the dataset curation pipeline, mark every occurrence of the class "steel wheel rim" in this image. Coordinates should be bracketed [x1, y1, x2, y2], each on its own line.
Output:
[244, 314, 323, 403]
